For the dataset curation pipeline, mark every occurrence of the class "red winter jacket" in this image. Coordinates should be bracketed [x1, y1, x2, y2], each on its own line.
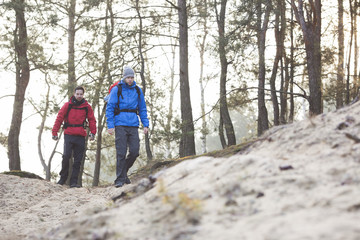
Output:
[52, 96, 97, 137]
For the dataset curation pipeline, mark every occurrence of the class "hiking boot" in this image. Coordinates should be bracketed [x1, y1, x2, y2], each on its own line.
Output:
[125, 177, 131, 184]
[57, 178, 66, 185]
[70, 184, 81, 188]
[115, 182, 125, 188]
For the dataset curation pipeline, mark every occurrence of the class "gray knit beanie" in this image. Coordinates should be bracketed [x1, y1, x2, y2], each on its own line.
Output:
[123, 66, 135, 79]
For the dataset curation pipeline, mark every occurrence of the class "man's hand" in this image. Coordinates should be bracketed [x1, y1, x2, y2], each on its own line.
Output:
[144, 127, 149, 135]
[108, 128, 115, 135]
[89, 133, 95, 141]
[52, 135, 58, 141]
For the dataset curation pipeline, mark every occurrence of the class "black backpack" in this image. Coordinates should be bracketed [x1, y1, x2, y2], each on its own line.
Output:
[114, 84, 141, 116]
[63, 104, 88, 129]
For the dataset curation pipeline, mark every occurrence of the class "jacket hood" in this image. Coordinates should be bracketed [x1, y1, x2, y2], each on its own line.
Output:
[120, 79, 137, 88]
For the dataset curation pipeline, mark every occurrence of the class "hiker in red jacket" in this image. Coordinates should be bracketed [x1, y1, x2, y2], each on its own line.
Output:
[52, 86, 97, 188]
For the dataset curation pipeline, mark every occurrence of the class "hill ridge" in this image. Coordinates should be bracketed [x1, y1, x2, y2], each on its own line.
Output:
[1, 102, 360, 239]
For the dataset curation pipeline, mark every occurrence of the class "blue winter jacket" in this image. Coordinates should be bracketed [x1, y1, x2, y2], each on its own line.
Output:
[106, 80, 149, 129]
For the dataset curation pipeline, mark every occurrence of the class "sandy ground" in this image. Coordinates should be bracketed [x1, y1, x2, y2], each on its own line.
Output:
[1, 102, 360, 240]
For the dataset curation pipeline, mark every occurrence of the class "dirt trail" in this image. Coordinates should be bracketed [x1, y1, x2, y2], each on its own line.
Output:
[1, 102, 360, 240]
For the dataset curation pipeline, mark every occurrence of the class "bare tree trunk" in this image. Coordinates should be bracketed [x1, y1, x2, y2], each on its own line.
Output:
[197, 0, 209, 154]
[178, 0, 196, 157]
[38, 75, 51, 180]
[67, 0, 76, 98]
[346, 0, 354, 104]
[165, 39, 177, 158]
[164, 43, 177, 159]
[289, 7, 295, 122]
[257, 0, 271, 136]
[93, 0, 114, 186]
[135, 0, 153, 162]
[354, 0, 359, 96]
[219, 116, 226, 149]
[336, 0, 345, 108]
[33, 74, 63, 181]
[62, 0, 77, 185]
[8, 0, 30, 171]
[291, 0, 322, 115]
[93, 106, 106, 186]
[215, 0, 236, 146]
[279, 0, 288, 124]
[160, 4, 177, 159]
[269, 2, 281, 126]
[281, 52, 290, 124]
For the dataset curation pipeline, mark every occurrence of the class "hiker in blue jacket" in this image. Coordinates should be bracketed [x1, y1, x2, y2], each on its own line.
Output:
[106, 66, 149, 188]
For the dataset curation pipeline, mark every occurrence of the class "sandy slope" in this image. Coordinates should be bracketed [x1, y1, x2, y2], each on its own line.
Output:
[1, 102, 360, 240]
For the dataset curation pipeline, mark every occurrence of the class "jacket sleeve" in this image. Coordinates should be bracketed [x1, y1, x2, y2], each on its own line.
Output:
[138, 88, 149, 128]
[105, 87, 118, 129]
[87, 105, 97, 135]
[52, 103, 69, 136]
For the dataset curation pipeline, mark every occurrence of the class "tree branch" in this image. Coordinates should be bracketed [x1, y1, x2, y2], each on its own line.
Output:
[0, 95, 15, 100]
[165, 0, 180, 10]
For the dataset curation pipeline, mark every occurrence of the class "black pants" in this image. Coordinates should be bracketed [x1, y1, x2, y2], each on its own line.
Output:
[114, 126, 139, 184]
[59, 134, 85, 185]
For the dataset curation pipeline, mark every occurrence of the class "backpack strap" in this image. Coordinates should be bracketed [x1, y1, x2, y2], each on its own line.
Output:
[134, 85, 141, 113]
[64, 103, 73, 123]
[135, 85, 141, 99]
[118, 109, 138, 113]
[116, 84, 123, 110]
[63, 104, 88, 129]
[114, 84, 141, 116]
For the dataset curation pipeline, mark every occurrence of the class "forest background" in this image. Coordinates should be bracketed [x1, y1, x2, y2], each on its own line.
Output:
[0, 0, 359, 186]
